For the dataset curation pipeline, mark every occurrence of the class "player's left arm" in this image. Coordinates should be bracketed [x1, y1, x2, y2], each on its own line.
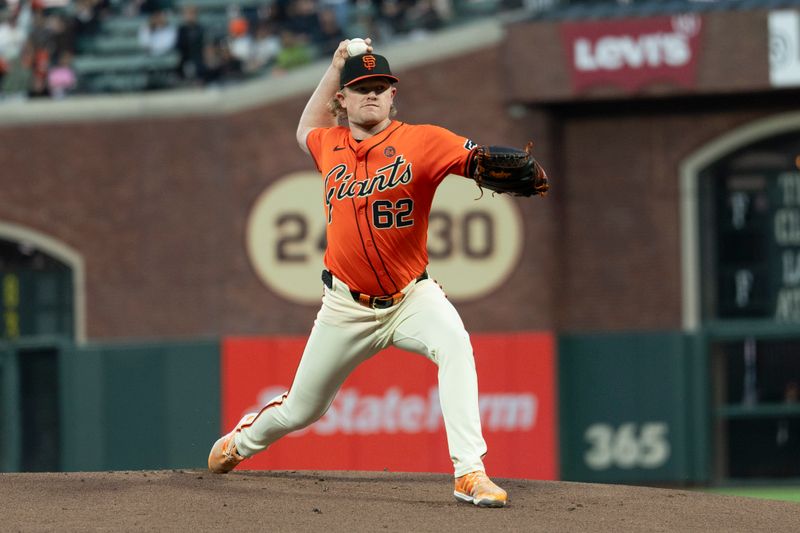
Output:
[423, 126, 549, 197]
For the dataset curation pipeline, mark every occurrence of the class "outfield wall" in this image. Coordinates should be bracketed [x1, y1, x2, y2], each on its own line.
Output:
[0, 333, 708, 484]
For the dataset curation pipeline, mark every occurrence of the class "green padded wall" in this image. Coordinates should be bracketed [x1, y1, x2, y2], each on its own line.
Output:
[60, 340, 221, 471]
[559, 332, 709, 483]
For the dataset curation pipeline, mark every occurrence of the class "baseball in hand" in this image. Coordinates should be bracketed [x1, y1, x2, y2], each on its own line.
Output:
[347, 38, 369, 57]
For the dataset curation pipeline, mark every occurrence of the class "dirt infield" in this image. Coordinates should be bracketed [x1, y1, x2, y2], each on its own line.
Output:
[1, 470, 796, 532]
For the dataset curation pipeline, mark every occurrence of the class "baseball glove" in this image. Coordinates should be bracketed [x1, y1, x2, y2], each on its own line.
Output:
[468, 142, 549, 197]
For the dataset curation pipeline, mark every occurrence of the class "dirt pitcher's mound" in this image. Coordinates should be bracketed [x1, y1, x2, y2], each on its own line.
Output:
[0, 470, 796, 532]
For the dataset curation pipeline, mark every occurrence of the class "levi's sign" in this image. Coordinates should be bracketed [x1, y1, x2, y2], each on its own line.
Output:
[561, 15, 703, 94]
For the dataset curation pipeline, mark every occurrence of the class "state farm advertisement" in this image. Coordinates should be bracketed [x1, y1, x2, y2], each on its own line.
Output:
[221, 333, 557, 480]
[561, 15, 703, 94]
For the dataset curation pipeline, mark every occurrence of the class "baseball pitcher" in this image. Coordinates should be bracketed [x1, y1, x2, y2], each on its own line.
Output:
[209, 39, 548, 508]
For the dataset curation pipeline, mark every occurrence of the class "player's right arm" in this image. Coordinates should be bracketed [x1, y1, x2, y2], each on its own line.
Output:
[296, 39, 371, 154]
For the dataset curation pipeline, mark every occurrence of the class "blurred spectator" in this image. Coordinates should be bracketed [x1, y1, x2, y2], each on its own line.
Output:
[319, 0, 350, 32]
[0, 0, 32, 88]
[255, 1, 282, 30]
[138, 0, 174, 15]
[315, 7, 343, 57]
[201, 36, 224, 84]
[201, 35, 242, 85]
[48, 9, 77, 60]
[95, 0, 112, 17]
[227, 13, 251, 73]
[1, 39, 32, 100]
[27, 1, 50, 98]
[432, 0, 454, 23]
[347, 0, 378, 40]
[27, 61, 48, 96]
[175, 4, 205, 82]
[47, 48, 75, 98]
[374, 0, 410, 40]
[285, 0, 322, 44]
[0, 11, 12, 87]
[273, 29, 311, 73]
[245, 18, 280, 74]
[404, 0, 444, 38]
[0, 57, 6, 89]
[73, 0, 102, 51]
[270, 0, 292, 29]
[27, 1, 50, 51]
[138, 9, 176, 56]
[5, 0, 518, 98]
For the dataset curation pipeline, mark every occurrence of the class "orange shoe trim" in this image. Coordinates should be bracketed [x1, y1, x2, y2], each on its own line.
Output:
[453, 471, 507, 508]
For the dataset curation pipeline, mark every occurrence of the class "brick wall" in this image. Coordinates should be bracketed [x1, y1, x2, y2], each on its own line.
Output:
[2, 12, 799, 339]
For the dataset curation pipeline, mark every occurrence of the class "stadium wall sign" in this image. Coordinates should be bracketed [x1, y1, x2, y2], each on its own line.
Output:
[220, 333, 558, 480]
[769, 10, 800, 87]
[560, 15, 703, 94]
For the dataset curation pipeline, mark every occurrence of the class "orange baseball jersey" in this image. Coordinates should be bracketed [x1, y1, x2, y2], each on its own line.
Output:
[306, 120, 476, 296]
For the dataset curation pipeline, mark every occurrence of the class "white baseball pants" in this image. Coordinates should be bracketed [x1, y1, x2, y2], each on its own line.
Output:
[234, 272, 488, 477]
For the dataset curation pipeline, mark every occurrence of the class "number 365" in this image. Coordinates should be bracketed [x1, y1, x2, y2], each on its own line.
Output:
[583, 422, 670, 470]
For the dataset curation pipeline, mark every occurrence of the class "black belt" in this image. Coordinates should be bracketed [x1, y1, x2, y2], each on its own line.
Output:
[322, 270, 428, 309]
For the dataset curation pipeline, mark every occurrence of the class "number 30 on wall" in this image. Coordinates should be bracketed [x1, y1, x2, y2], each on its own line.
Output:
[583, 422, 671, 470]
[246, 172, 524, 304]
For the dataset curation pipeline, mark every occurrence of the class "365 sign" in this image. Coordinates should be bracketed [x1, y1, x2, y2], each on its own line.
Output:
[584, 422, 670, 470]
[561, 15, 703, 94]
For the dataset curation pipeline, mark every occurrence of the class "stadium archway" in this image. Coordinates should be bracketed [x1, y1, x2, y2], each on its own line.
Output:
[0, 222, 85, 343]
[680, 111, 800, 330]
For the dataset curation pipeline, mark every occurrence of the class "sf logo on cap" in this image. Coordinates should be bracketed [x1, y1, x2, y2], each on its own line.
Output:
[362, 55, 376, 70]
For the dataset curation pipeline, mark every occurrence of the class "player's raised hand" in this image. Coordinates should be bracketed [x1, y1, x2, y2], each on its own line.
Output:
[332, 38, 373, 70]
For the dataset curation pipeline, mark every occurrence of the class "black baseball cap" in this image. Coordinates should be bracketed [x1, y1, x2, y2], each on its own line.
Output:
[340, 54, 399, 88]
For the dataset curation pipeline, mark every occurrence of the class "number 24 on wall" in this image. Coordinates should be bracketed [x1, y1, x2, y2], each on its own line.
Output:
[583, 422, 670, 470]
